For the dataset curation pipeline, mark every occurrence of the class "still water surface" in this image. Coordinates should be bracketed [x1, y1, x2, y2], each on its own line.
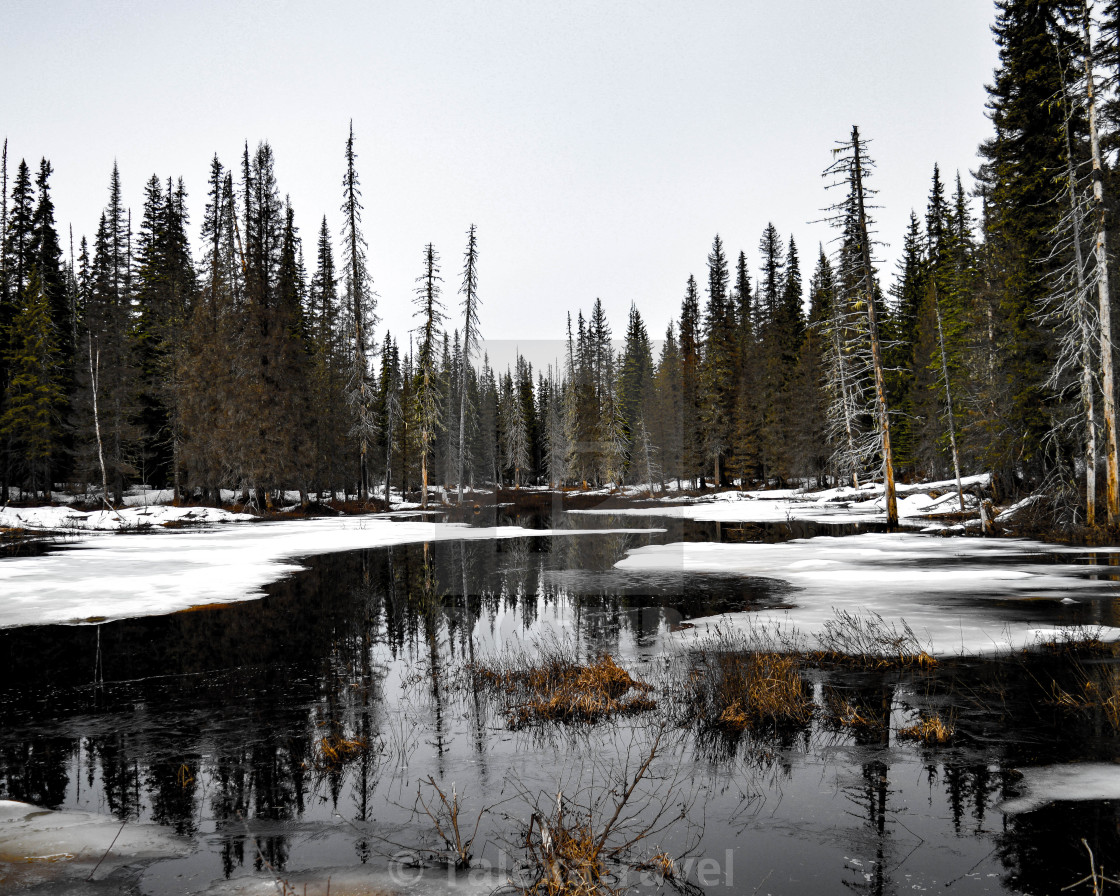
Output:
[2, 508, 1119, 894]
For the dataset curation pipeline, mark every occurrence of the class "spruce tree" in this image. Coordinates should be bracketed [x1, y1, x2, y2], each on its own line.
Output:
[412, 244, 445, 507]
[457, 224, 481, 503]
[0, 267, 65, 498]
[699, 234, 735, 486]
[679, 275, 703, 485]
[617, 302, 653, 473]
[341, 122, 376, 499]
[977, 0, 1082, 478]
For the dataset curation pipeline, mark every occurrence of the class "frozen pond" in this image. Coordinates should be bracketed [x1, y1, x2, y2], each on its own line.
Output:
[3, 505, 1120, 894]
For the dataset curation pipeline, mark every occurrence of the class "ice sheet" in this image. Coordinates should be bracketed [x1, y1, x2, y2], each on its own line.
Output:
[999, 764, 1120, 814]
[0, 517, 661, 629]
[0, 799, 190, 871]
[614, 532, 1120, 655]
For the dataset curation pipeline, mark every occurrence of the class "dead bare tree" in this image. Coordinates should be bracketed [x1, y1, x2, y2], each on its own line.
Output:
[1082, 1, 1119, 526]
[823, 127, 896, 520]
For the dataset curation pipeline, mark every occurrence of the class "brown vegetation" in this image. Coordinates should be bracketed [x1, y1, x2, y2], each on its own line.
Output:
[469, 649, 656, 729]
[685, 636, 812, 733]
[896, 713, 955, 744]
[315, 733, 372, 770]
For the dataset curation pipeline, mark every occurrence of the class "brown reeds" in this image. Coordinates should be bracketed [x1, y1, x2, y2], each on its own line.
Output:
[896, 713, 955, 744]
[469, 648, 656, 729]
[686, 635, 812, 733]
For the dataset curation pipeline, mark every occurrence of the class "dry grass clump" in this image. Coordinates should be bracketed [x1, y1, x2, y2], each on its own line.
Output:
[1049, 670, 1120, 730]
[469, 648, 656, 729]
[814, 610, 936, 669]
[896, 713, 955, 745]
[1032, 626, 1107, 654]
[316, 734, 372, 770]
[687, 641, 812, 733]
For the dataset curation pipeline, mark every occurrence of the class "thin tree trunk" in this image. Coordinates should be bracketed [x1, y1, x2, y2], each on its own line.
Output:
[931, 282, 965, 512]
[1085, 7, 1119, 526]
[89, 337, 111, 512]
[457, 389, 467, 504]
[830, 315, 860, 490]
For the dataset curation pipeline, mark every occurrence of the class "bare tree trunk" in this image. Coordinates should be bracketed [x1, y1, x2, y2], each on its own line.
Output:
[89, 337, 111, 512]
[457, 388, 468, 503]
[851, 127, 897, 526]
[830, 316, 861, 490]
[1084, 6, 1119, 526]
[932, 282, 965, 512]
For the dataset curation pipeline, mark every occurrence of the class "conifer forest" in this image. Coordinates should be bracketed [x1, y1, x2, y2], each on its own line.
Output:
[16, 4, 1120, 895]
[0, 3, 1117, 532]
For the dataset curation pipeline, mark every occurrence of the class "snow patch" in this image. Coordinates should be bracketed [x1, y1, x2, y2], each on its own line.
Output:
[0, 503, 254, 531]
[0, 799, 190, 870]
[615, 532, 1120, 655]
[999, 764, 1120, 814]
[0, 517, 663, 629]
[569, 475, 991, 525]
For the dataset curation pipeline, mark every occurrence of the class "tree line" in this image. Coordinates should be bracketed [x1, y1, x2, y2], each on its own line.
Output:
[3, 0, 1120, 527]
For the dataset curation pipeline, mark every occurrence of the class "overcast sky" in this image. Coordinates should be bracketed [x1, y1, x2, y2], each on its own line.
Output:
[3, 1, 998, 354]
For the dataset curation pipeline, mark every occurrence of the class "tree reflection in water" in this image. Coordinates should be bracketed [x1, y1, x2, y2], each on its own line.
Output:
[2, 529, 1120, 893]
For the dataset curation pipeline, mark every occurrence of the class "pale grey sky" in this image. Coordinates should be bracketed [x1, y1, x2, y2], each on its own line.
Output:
[3, 1, 998, 348]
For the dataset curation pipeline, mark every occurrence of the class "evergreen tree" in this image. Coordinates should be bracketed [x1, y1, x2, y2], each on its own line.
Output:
[679, 275, 703, 485]
[307, 216, 349, 498]
[0, 267, 65, 498]
[789, 249, 835, 485]
[699, 234, 735, 485]
[457, 223, 481, 502]
[617, 301, 653, 472]
[888, 211, 928, 473]
[651, 323, 683, 488]
[341, 122, 376, 499]
[412, 244, 445, 507]
[977, 0, 1082, 478]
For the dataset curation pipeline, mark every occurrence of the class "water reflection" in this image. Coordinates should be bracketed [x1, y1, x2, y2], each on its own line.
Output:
[2, 527, 1120, 893]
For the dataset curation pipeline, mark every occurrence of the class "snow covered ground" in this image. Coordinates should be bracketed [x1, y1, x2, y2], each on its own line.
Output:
[0, 502, 255, 531]
[0, 517, 661, 629]
[616, 532, 1120, 655]
[567, 474, 992, 526]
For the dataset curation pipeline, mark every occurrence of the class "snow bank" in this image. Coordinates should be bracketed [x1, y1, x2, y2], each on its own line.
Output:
[0, 799, 189, 871]
[0, 503, 254, 531]
[569, 475, 991, 526]
[999, 764, 1120, 814]
[0, 517, 661, 629]
[615, 532, 1120, 655]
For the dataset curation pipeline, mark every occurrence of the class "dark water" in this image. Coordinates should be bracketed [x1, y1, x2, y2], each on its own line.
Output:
[2, 511, 1120, 895]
